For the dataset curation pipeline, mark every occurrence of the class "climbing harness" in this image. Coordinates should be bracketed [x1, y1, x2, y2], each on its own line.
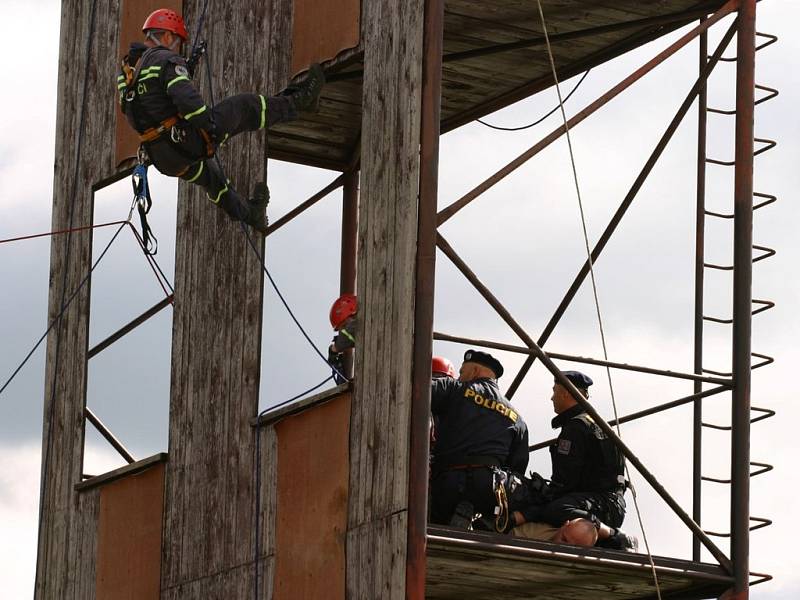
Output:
[131, 162, 158, 255]
[535, 1, 662, 596]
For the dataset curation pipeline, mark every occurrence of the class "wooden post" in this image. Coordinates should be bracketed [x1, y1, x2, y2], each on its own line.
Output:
[346, 0, 426, 597]
[159, 0, 290, 596]
[36, 0, 122, 596]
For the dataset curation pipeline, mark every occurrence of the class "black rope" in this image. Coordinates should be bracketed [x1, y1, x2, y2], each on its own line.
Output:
[477, 69, 590, 132]
[252, 374, 334, 597]
[199, 37, 346, 381]
[0, 222, 128, 398]
[34, 0, 100, 590]
[241, 222, 349, 382]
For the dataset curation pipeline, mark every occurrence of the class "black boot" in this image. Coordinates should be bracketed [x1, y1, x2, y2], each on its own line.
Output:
[281, 63, 325, 113]
[449, 501, 475, 530]
[598, 528, 639, 552]
[244, 183, 269, 234]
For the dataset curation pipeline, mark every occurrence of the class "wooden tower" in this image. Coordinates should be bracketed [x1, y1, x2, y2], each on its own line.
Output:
[36, 0, 765, 598]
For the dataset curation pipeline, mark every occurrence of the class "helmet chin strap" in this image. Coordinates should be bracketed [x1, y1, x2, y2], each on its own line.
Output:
[145, 30, 182, 52]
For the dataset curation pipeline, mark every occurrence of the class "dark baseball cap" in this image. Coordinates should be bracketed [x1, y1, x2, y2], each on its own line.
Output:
[463, 349, 504, 378]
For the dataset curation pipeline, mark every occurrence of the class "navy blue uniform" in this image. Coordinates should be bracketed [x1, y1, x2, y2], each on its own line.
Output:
[117, 43, 296, 221]
[429, 377, 529, 524]
[521, 404, 626, 528]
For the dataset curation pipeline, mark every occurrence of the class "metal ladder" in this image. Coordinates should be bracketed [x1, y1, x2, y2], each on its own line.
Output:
[695, 29, 777, 588]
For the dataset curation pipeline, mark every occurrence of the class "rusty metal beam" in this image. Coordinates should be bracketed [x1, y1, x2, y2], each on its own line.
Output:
[436, 0, 737, 227]
[432, 331, 732, 386]
[87, 295, 174, 360]
[84, 407, 135, 464]
[529, 386, 729, 453]
[436, 233, 732, 571]
[731, 1, 757, 597]
[265, 175, 345, 236]
[407, 0, 444, 596]
[693, 22, 709, 563]
[505, 20, 738, 398]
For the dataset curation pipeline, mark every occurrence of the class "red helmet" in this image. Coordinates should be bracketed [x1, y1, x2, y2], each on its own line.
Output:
[142, 9, 188, 41]
[330, 294, 357, 330]
[431, 356, 457, 379]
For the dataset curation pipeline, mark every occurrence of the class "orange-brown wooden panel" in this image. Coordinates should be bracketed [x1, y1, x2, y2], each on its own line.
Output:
[96, 462, 165, 600]
[291, 0, 361, 74]
[274, 393, 351, 600]
[115, 0, 182, 167]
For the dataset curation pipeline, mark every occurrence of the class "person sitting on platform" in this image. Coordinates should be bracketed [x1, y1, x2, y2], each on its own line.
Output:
[509, 371, 638, 551]
[429, 350, 529, 529]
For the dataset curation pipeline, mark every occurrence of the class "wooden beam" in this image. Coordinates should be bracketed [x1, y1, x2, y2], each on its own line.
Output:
[347, 0, 426, 596]
[159, 0, 288, 595]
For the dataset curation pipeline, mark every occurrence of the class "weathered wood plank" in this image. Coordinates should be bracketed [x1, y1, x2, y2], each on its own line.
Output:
[37, 0, 121, 596]
[346, 0, 425, 596]
[160, 0, 288, 595]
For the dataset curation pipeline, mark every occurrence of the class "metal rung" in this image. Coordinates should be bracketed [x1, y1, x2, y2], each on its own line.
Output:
[703, 244, 775, 271]
[702, 407, 776, 431]
[707, 84, 780, 115]
[716, 32, 778, 61]
[706, 138, 777, 166]
[704, 516, 773, 537]
[701, 461, 773, 483]
[703, 298, 775, 324]
[702, 353, 773, 377]
[705, 192, 777, 219]
[750, 571, 774, 586]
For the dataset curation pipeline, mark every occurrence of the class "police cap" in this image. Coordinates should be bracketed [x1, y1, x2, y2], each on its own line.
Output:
[558, 370, 593, 390]
[463, 349, 504, 378]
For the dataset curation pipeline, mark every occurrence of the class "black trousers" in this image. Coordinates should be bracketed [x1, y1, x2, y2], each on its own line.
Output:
[430, 467, 496, 525]
[525, 492, 626, 529]
[148, 94, 296, 221]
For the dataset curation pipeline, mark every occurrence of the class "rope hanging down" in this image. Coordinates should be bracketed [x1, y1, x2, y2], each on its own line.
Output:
[534, 1, 663, 597]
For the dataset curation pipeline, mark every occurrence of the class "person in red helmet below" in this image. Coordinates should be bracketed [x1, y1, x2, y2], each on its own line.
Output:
[327, 294, 357, 384]
[117, 9, 324, 233]
[429, 349, 529, 529]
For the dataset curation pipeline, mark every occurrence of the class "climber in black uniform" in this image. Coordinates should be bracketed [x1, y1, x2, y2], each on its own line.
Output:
[116, 8, 324, 232]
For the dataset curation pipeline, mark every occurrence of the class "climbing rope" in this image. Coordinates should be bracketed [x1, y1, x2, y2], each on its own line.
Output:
[534, 1, 663, 596]
[0, 222, 128, 398]
[477, 69, 591, 132]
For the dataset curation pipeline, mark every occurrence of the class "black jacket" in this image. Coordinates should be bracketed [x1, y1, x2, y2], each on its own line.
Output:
[117, 43, 212, 173]
[431, 377, 529, 474]
[549, 404, 626, 497]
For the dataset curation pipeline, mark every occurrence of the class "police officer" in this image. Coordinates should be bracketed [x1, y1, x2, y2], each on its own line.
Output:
[430, 349, 529, 528]
[511, 370, 637, 550]
[117, 9, 324, 232]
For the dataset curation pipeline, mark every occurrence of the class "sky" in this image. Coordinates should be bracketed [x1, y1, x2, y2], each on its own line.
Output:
[1, 0, 799, 598]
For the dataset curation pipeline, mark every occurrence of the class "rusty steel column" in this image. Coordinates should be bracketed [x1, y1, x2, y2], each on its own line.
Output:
[340, 169, 359, 379]
[407, 0, 444, 596]
[693, 23, 708, 563]
[730, 0, 756, 597]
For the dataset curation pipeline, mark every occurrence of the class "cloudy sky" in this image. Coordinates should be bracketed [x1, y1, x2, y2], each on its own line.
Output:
[1, 0, 798, 597]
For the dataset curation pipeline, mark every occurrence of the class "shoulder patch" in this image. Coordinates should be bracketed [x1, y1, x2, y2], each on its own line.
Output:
[557, 439, 572, 455]
[174, 65, 189, 77]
